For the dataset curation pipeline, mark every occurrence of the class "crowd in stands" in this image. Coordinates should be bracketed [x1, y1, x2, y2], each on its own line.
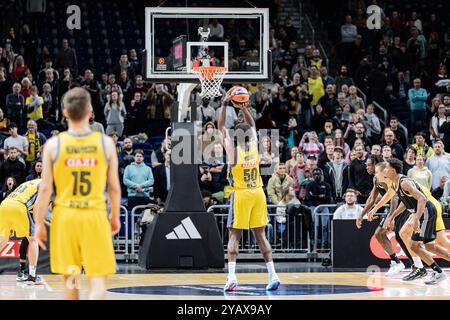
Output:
[2, 0, 450, 249]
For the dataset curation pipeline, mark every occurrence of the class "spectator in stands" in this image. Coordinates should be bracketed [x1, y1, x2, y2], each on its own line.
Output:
[12, 56, 28, 83]
[276, 67, 292, 87]
[125, 91, 147, 136]
[439, 111, 450, 152]
[370, 144, 381, 157]
[408, 78, 428, 132]
[318, 144, 335, 170]
[0, 147, 26, 185]
[104, 91, 126, 137]
[324, 146, 347, 203]
[123, 149, 154, 209]
[306, 167, 332, 248]
[267, 162, 294, 205]
[118, 70, 132, 99]
[334, 128, 350, 159]
[119, 137, 134, 173]
[3, 123, 28, 164]
[113, 54, 135, 80]
[320, 66, 334, 87]
[407, 26, 426, 62]
[37, 58, 59, 85]
[308, 66, 325, 106]
[20, 77, 32, 100]
[285, 146, 298, 175]
[381, 128, 404, 160]
[0, 68, 11, 105]
[291, 56, 307, 77]
[0, 108, 9, 137]
[197, 97, 216, 125]
[426, 141, 450, 190]
[290, 151, 312, 201]
[335, 65, 354, 93]
[412, 131, 434, 158]
[153, 148, 171, 205]
[56, 39, 78, 76]
[340, 15, 357, 60]
[392, 71, 411, 105]
[208, 18, 224, 41]
[207, 142, 226, 192]
[151, 137, 171, 168]
[388, 116, 407, 149]
[88, 111, 105, 134]
[147, 84, 174, 135]
[0, 177, 17, 203]
[432, 176, 448, 200]
[317, 119, 334, 143]
[382, 145, 393, 161]
[299, 131, 324, 158]
[430, 104, 446, 145]
[333, 189, 363, 220]
[347, 85, 364, 111]
[348, 144, 372, 203]
[408, 154, 432, 190]
[126, 49, 140, 74]
[318, 84, 338, 119]
[363, 104, 381, 143]
[23, 120, 46, 167]
[284, 116, 299, 148]
[345, 121, 370, 150]
[403, 146, 417, 175]
[26, 159, 42, 181]
[6, 83, 24, 128]
[81, 69, 102, 114]
[59, 68, 73, 103]
[130, 75, 148, 99]
[25, 86, 44, 123]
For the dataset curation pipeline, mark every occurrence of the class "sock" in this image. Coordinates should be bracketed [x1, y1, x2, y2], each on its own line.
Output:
[228, 262, 236, 277]
[430, 262, 442, 273]
[20, 262, 26, 272]
[412, 257, 423, 269]
[389, 254, 400, 264]
[29, 265, 36, 277]
[266, 261, 277, 278]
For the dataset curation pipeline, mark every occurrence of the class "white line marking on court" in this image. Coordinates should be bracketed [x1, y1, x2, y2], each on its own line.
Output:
[42, 277, 54, 292]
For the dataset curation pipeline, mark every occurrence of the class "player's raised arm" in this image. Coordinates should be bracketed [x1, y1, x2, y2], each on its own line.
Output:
[241, 103, 256, 129]
[104, 135, 121, 236]
[367, 186, 396, 221]
[33, 137, 57, 250]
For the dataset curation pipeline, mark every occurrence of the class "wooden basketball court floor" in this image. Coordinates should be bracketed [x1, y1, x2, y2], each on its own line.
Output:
[1, 270, 449, 300]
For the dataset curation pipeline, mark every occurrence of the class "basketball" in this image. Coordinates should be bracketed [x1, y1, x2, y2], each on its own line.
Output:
[227, 86, 250, 108]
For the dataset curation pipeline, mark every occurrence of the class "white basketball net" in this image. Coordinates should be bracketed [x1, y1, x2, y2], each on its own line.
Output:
[192, 66, 228, 99]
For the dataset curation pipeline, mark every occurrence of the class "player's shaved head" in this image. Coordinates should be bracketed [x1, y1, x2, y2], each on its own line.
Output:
[62, 87, 92, 122]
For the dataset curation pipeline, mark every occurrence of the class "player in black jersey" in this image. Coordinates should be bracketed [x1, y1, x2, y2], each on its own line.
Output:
[357, 156, 413, 276]
[378, 159, 449, 285]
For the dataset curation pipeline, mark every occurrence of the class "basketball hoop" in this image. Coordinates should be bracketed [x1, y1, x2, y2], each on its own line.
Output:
[192, 66, 228, 99]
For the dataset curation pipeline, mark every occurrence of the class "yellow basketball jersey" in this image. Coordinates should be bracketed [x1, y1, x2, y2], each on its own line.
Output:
[308, 76, 325, 106]
[53, 131, 108, 211]
[6, 179, 41, 211]
[228, 145, 263, 190]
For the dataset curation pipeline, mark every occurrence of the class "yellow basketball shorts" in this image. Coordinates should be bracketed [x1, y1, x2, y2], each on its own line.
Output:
[433, 200, 445, 232]
[0, 200, 33, 238]
[227, 187, 268, 230]
[50, 207, 116, 277]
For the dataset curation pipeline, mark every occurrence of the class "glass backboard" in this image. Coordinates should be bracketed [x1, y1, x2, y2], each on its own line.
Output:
[145, 7, 270, 83]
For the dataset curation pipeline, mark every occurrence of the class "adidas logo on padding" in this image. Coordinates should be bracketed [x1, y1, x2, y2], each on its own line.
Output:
[165, 217, 202, 240]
